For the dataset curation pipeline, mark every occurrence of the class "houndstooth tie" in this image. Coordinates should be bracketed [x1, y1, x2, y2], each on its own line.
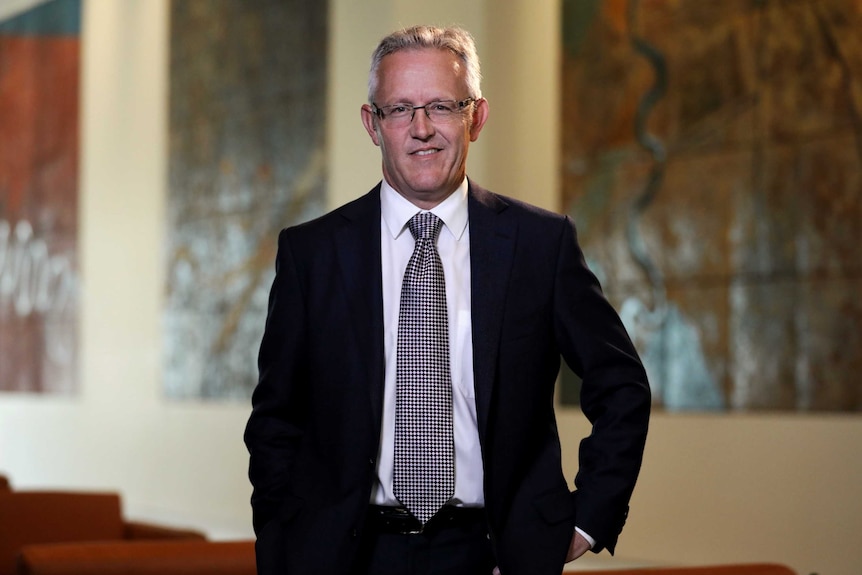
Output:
[394, 212, 455, 524]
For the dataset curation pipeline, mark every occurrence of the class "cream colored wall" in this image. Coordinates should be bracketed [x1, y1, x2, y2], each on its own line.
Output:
[558, 413, 862, 574]
[0, 1, 860, 574]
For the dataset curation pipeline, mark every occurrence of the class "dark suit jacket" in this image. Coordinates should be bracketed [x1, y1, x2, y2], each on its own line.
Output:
[244, 181, 650, 575]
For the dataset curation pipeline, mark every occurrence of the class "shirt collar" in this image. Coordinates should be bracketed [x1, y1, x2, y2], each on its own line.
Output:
[380, 178, 469, 241]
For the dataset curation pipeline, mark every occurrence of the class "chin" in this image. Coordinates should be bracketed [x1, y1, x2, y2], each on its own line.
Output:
[409, 175, 451, 193]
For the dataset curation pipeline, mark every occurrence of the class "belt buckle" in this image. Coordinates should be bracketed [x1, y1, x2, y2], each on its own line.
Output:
[376, 506, 426, 535]
[400, 510, 424, 535]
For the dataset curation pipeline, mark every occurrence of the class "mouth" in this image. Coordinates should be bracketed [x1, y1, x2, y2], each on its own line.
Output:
[411, 148, 441, 156]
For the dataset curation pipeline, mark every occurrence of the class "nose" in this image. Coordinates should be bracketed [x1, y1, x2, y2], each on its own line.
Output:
[409, 106, 435, 138]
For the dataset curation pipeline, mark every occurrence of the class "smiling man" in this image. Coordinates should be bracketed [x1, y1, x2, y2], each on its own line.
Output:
[360, 46, 487, 209]
[245, 25, 651, 575]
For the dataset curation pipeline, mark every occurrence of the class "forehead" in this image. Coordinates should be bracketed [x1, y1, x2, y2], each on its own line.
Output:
[376, 48, 466, 101]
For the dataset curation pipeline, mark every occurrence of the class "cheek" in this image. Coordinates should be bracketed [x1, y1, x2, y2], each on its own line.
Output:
[379, 132, 401, 154]
[448, 126, 472, 151]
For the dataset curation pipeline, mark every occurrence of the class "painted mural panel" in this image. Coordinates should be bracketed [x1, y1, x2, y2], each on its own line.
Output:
[165, 0, 327, 399]
[561, 0, 862, 411]
[0, 0, 81, 394]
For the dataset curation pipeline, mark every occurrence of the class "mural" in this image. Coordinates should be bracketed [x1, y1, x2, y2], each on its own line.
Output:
[164, 0, 327, 399]
[0, 0, 81, 394]
[561, 0, 862, 411]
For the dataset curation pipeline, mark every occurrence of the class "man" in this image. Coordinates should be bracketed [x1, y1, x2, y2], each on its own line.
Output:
[245, 25, 650, 575]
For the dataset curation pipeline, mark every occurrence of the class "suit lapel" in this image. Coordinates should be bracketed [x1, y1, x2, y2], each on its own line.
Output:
[468, 182, 517, 442]
[332, 182, 516, 443]
[334, 186, 386, 437]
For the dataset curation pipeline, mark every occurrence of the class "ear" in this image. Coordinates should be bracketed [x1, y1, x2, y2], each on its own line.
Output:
[468, 98, 489, 142]
[361, 104, 381, 146]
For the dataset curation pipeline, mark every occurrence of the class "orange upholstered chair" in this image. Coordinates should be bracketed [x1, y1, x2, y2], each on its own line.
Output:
[572, 564, 796, 575]
[17, 540, 256, 575]
[0, 490, 205, 575]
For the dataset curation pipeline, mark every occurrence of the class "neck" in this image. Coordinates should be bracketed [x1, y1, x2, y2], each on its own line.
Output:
[388, 180, 464, 211]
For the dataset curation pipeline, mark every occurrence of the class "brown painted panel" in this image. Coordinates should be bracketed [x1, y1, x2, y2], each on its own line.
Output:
[561, 0, 862, 411]
[0, 2, 80, 395]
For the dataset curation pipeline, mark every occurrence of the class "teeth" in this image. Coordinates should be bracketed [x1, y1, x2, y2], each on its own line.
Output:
[415, 149, 437, 156]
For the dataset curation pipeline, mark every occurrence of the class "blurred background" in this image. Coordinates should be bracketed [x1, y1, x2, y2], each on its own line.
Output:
[1, 1, 860, 574]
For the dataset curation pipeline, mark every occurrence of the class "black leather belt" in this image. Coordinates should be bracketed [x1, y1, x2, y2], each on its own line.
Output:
[366, 505, 486, 535]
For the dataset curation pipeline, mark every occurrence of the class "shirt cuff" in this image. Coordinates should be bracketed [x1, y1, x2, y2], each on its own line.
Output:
[575, 526, 596, 549]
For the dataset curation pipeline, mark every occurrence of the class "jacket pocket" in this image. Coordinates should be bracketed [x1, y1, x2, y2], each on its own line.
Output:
[532, 487, 575, 525]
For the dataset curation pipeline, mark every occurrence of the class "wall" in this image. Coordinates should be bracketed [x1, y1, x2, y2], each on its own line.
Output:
[558, 413, 862, 574]
[0, 0, 860, 574]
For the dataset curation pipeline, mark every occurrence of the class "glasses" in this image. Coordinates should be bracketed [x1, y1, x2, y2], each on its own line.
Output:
[372, 98, 476, 127]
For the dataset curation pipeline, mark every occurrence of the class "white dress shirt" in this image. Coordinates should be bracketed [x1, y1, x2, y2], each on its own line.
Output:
[371, 177, 484, 507]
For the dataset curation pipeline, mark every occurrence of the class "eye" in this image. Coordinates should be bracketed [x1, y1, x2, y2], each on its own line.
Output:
[389, 105, 411, 115]
[431, 101, 456, 113]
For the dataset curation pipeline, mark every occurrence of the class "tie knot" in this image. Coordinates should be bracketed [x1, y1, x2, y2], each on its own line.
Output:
[408, 212, 443, 242]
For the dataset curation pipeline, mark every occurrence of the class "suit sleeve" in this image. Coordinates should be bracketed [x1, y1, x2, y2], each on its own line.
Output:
[244, 229, 309, 535]
[552, 216, 651, 554]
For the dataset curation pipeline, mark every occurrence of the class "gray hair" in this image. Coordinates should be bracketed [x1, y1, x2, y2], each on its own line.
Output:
[367, 25, 483, 103]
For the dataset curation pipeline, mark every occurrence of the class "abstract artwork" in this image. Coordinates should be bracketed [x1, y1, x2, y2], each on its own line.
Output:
[164, 0, 327, 399]
[0, 0, 81, 394]
[561, 0, 862, 411]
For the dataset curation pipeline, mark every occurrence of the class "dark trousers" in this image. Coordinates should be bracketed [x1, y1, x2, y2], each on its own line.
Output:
[351, 510, 496, 575]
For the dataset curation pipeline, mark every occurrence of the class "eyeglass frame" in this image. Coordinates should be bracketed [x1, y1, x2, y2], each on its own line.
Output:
[371, 97, 477, 125]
